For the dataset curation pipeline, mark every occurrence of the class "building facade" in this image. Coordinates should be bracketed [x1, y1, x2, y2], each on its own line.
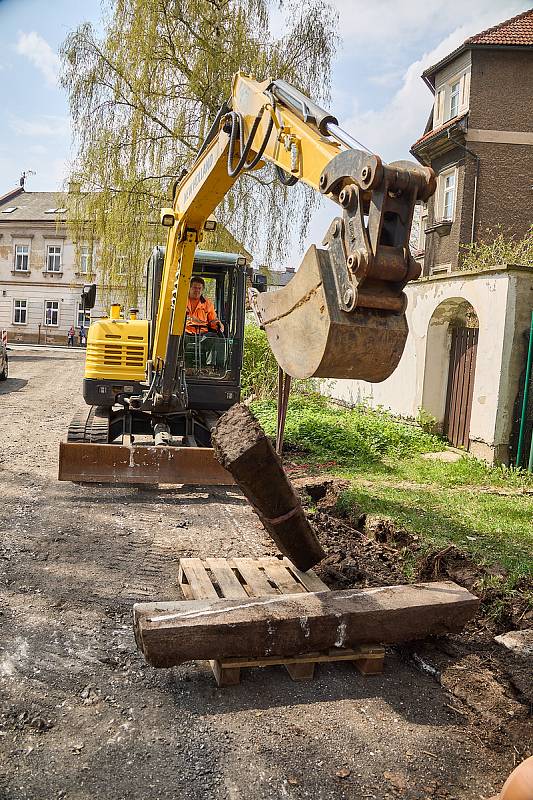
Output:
[0, 186, 126, 344]
[325, 11, 533, 464]
[411, 9, 533, 274]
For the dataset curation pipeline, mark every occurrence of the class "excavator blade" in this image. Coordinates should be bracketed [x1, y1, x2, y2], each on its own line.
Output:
[58, 441, 235, 486]
[253, 245, 408, 382]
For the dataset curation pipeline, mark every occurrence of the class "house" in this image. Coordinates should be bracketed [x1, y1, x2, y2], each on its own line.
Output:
[411, 8, 533, 274]
[0, 184, 136, 345]
[325, 10, 533, 465]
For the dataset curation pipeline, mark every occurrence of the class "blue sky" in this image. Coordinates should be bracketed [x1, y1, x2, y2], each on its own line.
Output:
[0, 0, 529, 257]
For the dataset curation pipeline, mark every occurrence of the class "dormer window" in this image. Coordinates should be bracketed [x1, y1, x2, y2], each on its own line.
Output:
[433, 67, 470, 127]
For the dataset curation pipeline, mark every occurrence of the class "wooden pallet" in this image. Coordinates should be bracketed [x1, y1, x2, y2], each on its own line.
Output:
[178, 557, 385, 686]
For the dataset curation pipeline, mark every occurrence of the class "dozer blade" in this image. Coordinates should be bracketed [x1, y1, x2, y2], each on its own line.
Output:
[252, 245, 408, 382]
[58, 441, 235, 485]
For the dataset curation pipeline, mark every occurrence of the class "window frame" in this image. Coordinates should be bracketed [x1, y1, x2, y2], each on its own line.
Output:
[436, 167, 458, 223]
[14, 243, 30, 272]
[44, 300, 59, 327]
[13, 299, 28, 325]
[448, 80, 460, 120]
[417, 204, 428, 254]
[433, 67, 471, 127]
[79, 244, 93, 275]
[46, 244, 62, 273]
[76, 302, 91, 328]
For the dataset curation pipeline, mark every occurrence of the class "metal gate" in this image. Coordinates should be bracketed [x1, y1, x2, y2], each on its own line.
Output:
[444, 326, 478, 449]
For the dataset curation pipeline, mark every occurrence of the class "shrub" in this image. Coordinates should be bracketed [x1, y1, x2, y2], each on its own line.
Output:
[460, 225, 533, 271]
[252, 394, 442, 466]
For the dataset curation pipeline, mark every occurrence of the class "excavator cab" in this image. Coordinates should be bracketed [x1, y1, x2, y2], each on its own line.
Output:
[146, 247, 246, 413]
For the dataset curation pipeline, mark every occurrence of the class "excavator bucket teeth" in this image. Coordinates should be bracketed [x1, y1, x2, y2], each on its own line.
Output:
[253, 245, 409, 382]
[58, 441, 235, 486]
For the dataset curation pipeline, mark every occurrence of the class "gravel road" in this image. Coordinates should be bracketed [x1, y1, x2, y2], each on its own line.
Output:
[0, 349, 523, 799]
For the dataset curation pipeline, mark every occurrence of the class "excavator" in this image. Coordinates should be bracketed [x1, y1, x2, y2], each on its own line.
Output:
[58, 73, 435, 485]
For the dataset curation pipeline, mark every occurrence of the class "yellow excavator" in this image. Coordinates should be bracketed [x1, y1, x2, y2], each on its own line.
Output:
[58, 73, 435, 485]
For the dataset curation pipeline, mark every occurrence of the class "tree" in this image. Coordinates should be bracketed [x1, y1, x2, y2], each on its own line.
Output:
[61, 0, 338, 304]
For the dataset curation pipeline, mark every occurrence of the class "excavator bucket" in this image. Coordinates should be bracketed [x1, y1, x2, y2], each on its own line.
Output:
[252, 245, 408, 382]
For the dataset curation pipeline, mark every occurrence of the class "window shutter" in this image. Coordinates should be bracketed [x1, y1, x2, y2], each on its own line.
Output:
[434, 89, 444, 127]
[459, 70, 470, 113]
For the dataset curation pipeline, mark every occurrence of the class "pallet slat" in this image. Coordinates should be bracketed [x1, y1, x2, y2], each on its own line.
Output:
[282, 558, 329, 592]
[232, 558, 279, 596]
[259, 558, 306, 594]
[178, 558, 219, 600]
[205, 558, 248, 599]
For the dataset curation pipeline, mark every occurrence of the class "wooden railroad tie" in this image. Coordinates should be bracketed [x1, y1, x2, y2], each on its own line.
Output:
[177, 556, 384, 686]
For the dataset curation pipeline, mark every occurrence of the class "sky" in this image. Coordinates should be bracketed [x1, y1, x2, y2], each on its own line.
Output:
[0, 0, 530, 259]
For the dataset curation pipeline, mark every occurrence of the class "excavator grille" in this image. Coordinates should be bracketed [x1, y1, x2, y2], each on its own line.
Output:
[84, 320, 149, 382]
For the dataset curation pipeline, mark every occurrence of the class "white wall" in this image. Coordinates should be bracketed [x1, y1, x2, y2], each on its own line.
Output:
[324, 266, 533, 462]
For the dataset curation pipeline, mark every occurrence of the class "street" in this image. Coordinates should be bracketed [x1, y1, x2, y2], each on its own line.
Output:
[0, 348, 524, 800]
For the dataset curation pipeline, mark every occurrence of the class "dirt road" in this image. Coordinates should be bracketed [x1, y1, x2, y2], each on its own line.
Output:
[0, 349, 527, 799]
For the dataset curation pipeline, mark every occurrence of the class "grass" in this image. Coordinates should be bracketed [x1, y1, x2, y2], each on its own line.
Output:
[252, 394, 533, 590]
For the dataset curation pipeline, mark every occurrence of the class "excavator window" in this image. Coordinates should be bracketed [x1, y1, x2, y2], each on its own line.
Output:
[183, 265, 242, 379]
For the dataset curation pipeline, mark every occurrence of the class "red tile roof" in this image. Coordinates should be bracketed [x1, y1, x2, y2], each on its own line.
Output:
[411, 113, 468, 150]
[466, 8, 533, 46]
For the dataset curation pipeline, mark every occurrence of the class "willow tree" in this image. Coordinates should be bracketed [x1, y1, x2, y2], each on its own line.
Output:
[60, 0, 338, 305]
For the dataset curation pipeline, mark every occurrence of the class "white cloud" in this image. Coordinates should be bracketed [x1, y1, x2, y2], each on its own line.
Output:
[9, 114, 69, 138]
[332, 0, 527, 48]
[15, 31, 60, 88]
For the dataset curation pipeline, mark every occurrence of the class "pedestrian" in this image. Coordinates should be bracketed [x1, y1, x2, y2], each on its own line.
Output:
[79, 325, 86, 347]
[67, 326, 75, 348]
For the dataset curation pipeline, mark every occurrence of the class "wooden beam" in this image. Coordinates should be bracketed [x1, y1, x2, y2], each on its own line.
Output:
[211, 404, 326, 571]
[134, 581, 479, 668]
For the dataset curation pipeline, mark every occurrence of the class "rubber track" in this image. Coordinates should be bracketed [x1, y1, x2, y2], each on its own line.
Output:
[67, 406, 110, 443]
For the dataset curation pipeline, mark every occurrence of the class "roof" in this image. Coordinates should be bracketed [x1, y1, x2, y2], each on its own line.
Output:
[422, 8, 533, 84]
[0, 191, 67, 222]
[466, 8, 533, 46]
[411, 113, 468, 150]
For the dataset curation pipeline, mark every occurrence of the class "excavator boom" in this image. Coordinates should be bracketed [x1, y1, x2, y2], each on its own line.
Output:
[156, 74, 435, 385]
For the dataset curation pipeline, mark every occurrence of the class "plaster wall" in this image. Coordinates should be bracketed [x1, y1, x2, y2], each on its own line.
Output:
[324, 267, 533, 462]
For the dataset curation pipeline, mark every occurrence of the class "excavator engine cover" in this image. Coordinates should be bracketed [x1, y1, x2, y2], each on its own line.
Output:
[253, 245, 408, 381]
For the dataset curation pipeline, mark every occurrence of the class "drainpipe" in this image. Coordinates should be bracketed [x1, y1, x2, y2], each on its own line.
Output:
[517, 311, 533, 468]
[447, 131, 480, 244]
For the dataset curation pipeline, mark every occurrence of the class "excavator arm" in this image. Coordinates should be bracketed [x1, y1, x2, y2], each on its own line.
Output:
[151, 73, 435, 403]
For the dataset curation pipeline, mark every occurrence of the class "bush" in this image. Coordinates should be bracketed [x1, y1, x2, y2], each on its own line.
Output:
[460, 225, 533, 271]
[241, 322, 318, 400]
[241, 322, 279, 400]
[252, 394, 442, 466]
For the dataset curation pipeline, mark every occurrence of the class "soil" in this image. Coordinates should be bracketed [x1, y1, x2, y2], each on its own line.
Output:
[0, 348, 531, 800]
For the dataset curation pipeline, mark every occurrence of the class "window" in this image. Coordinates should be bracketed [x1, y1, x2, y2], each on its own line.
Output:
[448, 81, 460, 120]
[46, 245, 62, 272]
[433, 67, 471, 128]
[418, 205, 428, 253]
[79, 245, 91, 274]
[77, 303, 91, 328]
[44, 207, 67, 214]
[438, 169, 457, 222]
[44, 301, 59, 326]
[14, 244, 30, 271]
[2, 207, 17, 214]
[13, 299, 27, 325]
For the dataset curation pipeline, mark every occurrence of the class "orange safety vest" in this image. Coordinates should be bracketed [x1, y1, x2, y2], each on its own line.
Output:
[185, 295, 219, 334]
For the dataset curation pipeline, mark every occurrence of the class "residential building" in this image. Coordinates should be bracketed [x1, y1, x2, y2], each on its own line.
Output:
[325, 11, 533, 464]
[411, 8, 533, 274]
[0, 185, 128, 344]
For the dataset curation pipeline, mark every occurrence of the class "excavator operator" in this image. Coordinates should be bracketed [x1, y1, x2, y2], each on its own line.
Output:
[185, 277, 224, 335]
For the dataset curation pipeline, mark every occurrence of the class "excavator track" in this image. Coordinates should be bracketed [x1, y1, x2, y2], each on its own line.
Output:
[67, 406, 111, 444]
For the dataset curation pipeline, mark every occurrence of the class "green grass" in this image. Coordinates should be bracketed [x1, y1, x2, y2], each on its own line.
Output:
[251, 394, 533, 590]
